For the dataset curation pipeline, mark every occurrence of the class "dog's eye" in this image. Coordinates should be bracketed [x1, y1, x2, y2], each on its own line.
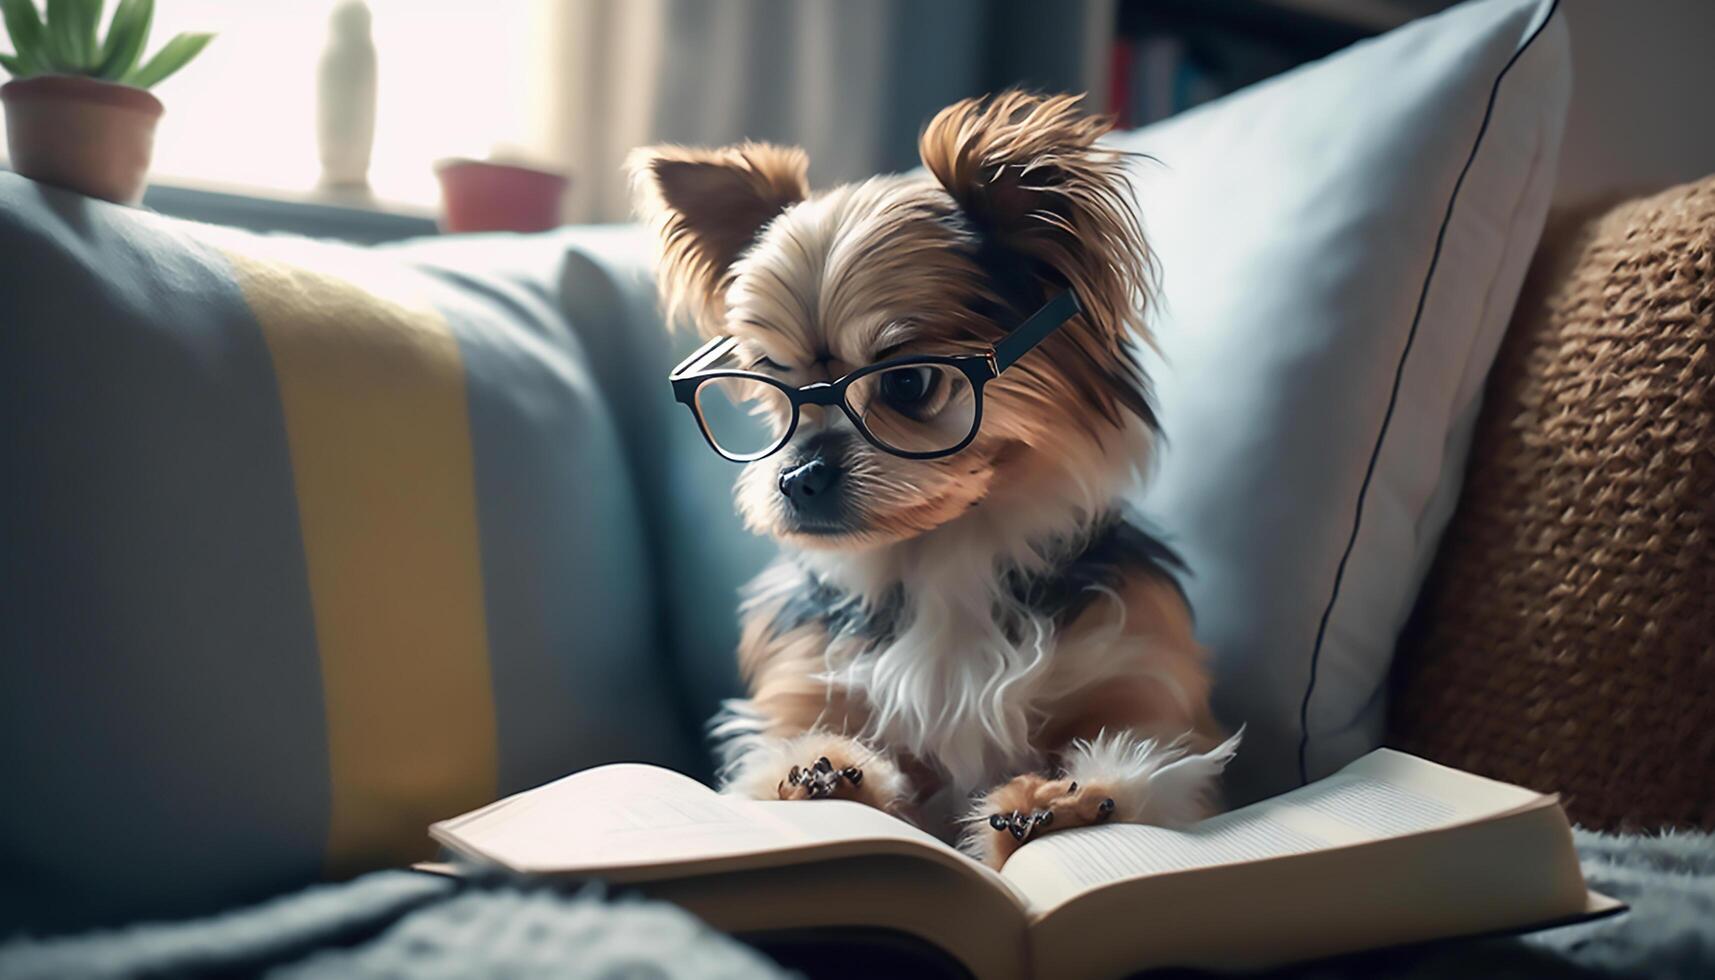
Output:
[878, 366, 939, 407]
[747, 355, 788, 373]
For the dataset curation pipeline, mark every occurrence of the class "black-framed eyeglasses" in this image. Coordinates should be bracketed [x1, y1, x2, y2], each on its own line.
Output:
[669, 289, 1082, 462]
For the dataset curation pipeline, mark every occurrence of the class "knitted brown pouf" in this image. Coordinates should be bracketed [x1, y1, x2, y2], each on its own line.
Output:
[1389, 175, 1715, 832]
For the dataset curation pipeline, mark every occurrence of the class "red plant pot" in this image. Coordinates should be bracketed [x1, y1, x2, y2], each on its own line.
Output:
[2, 75, 163, 205]
[434, 157, 569, 234]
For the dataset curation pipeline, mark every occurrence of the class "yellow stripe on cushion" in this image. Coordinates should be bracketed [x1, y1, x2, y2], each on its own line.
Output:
[228, 250, 498, 877]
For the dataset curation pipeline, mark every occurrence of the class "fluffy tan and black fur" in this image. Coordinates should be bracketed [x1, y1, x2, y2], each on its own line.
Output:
[630, 91, 1237, 867]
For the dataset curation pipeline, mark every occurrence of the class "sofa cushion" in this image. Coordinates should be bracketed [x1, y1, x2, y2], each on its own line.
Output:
[1389, 175, 1715, 831]
[1112, 0, 1571, 800]
[384, 228, 777, 737]
[0, 176, 692, 933]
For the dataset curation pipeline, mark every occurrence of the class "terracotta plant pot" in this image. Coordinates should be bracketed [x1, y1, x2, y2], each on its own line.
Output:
[435, 157, 569, 234]
[2, 75, 163, 205]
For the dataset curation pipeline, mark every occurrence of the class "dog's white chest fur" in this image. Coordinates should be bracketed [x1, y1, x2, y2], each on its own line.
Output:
[815, 526, 1125, 796]
[831, 593, 1053, 792]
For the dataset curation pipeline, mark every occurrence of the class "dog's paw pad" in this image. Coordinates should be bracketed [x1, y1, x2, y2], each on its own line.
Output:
[987, 808, 1056, 842]
[972, 775, 1122, 866]
[778, 756, 865, 800]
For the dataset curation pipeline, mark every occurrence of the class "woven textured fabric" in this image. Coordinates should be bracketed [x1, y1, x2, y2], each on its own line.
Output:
[1389, 175, 1715, 832]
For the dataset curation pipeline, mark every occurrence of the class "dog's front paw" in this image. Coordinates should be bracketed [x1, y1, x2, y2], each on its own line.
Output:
[778, 755, 866, 800]
[966, 774, 1117, 868]
[724, 732, 911, 814]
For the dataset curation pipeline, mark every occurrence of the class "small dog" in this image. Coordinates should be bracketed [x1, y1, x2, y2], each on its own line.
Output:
[630, 91, 1238, 867]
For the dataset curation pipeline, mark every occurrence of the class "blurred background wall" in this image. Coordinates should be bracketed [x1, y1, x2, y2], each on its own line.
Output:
[1551, 0, 1715, 209]
[527, 0, 1114, 222]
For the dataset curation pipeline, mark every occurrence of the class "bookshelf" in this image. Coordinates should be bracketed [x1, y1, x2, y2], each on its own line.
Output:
[1110, 0, 1451, 127]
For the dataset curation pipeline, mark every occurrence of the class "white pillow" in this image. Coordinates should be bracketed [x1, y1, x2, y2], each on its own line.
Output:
[1115, 0, 1570, 802]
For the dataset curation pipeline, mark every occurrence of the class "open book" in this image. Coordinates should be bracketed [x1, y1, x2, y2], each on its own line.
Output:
[430, 749, 1620, 980]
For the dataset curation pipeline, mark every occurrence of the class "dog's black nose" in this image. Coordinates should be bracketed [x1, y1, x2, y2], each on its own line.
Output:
[778, 457, 842, 512]
[777, 433, 851, 528]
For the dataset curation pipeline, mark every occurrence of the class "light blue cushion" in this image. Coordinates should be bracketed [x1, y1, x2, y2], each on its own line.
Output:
[0, 177, 693, 932]
[1116, 0, 1571, 800]
[387, 227, 775, 734]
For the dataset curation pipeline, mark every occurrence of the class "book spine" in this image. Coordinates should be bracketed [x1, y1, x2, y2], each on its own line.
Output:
[1109, 40, 1134, 129]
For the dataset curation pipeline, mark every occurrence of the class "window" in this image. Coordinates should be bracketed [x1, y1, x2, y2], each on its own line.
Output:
[142, 0, 533, 209]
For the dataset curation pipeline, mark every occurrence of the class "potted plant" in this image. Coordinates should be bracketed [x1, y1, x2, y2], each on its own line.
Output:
[1, 0, 211, 204]
[435, 156, 570, 234]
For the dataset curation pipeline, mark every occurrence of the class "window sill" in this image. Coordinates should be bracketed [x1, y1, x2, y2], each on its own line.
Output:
[2, 157, 441, 243]
[141, 176, 441, 243]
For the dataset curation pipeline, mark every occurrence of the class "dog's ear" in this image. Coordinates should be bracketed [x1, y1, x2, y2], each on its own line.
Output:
[920, 91, 1155, 428]
[628, 143, 809, 333]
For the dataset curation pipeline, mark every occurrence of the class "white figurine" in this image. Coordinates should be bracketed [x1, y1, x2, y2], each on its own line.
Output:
[316, 0, 377, 189]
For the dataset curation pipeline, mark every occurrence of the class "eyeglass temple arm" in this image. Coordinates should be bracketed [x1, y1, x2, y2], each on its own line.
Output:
[991, 289, 1083, 374]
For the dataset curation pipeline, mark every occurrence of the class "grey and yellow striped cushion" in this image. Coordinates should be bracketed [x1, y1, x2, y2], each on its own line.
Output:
[0, 174, 701, 932]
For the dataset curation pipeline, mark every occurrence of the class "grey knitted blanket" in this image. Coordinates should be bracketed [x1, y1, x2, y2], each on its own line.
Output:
[2, 830, 1709, 979]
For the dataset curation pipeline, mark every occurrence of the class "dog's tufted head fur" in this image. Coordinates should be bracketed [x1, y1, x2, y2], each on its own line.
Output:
[630, 91, 1156, 560]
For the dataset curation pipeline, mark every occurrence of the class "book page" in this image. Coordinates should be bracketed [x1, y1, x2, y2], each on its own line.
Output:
[432, 763, 1023, 904]
[433, 765, 1035, 979]
[758, 797, 969, 851]
[432, 764, 810, 874]
[1024, 802, 1596, 980]
[757, 798, 1029, 904]
[1005, 749, 1549, 910]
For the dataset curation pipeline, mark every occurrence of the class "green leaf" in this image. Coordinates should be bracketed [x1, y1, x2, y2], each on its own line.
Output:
[0, 0, 45, 65]
[0, 49, 28, 76]
[92, 0, 146, 80]
[120, 28, 208, 88]
[44, 0, 91, 70]
[71, 0, 101, 65]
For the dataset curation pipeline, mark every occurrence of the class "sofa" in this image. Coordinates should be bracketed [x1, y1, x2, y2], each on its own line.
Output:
[3, 0, 1712, 975]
